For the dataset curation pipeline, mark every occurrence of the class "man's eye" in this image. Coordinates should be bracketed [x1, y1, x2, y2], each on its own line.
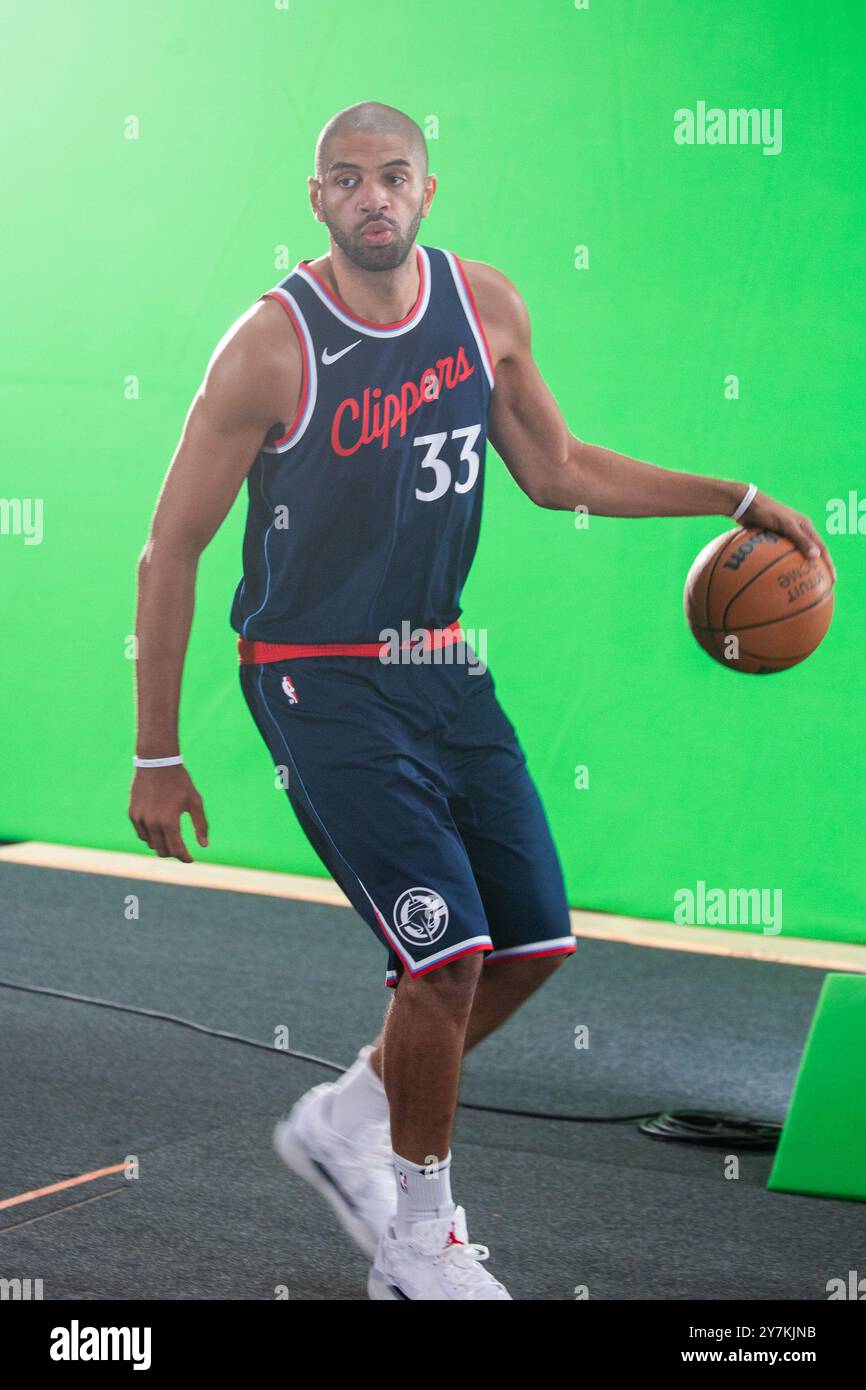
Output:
[335, 175, 406, 187]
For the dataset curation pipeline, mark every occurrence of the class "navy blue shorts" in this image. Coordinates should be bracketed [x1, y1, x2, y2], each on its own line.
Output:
[238, 640, 576, 988]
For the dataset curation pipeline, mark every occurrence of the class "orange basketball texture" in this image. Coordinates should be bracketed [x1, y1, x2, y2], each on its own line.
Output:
[684, 527, 835, 673]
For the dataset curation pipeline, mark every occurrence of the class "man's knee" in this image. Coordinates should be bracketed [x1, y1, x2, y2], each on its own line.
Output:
[487, 950, 573, 991]
[529, 950, 573, 979]
[398, 951, 484, 1007]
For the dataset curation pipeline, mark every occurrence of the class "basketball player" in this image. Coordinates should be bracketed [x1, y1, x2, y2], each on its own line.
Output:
[129, 102, 836, 1300]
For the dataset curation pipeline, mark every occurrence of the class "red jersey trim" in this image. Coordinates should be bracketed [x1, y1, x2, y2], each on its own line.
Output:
[385, 941, 494, 988]
[259, 291, 310, 448]
[452, 255, 496, 386]
[298, 247, 426, 330]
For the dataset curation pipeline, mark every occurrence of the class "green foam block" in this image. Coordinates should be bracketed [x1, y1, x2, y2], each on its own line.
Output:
[768, 972, 866, 1201]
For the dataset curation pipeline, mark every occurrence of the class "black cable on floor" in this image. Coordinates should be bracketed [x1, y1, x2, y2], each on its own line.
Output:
[0, 977, 656, 1124]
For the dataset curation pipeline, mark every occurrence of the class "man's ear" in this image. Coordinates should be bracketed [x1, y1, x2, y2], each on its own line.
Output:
[308, 176, 323, 221]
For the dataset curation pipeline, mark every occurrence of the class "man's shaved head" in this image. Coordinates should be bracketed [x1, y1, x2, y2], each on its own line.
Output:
[315, 102, 428, 181]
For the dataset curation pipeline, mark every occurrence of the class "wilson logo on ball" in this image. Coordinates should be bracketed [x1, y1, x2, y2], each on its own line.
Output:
[722, 529, 780, 572]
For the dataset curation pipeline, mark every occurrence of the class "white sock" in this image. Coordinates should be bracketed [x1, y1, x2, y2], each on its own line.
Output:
[393, 1150, 455, 1236]
[328, 1044, 389, 1138]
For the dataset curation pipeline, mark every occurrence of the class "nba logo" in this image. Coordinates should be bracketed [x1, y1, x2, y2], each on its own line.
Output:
[281, 675, 298, 704]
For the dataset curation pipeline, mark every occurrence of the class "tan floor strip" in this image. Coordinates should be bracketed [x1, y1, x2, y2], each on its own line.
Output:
[1, 840, 863, 973]
[0, 1163, 127, 1212]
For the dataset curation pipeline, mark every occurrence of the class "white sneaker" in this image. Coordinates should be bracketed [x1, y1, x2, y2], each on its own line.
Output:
[273, 1082, 396, 1260]
[368, 1206, 512, 1300]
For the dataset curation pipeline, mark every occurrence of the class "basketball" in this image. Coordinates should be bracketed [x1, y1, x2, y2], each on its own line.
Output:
[684, 527, 835, 673]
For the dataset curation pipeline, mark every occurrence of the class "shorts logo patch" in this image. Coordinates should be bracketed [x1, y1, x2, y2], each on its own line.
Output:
[280, 675, 299, 704]
[392, 886, 449, 946]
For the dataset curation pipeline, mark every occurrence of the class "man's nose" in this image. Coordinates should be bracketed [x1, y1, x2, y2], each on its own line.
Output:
[358, 180, 392, 212]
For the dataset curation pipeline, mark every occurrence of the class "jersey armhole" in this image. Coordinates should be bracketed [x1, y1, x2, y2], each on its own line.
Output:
[258, 289, 316, 451]
[444, 252, 496, 391]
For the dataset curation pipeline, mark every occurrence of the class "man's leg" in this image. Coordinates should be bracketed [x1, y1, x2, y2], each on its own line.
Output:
[362, 951, 567, 1239]
[378, 953, 483, 1162]
[373, 952, 483, 1237]
[367, 951, 568, 1084]
[461, 951, 570, 1050]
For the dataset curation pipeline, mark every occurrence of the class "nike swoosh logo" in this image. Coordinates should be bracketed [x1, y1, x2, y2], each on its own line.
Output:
[321, 339, 362, 365]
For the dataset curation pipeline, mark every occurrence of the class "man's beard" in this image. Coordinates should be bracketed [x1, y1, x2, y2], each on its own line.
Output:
[327, 201, 425, 271]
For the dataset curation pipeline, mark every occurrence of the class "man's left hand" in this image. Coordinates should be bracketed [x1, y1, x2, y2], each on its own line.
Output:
[737, 492, 836, 584]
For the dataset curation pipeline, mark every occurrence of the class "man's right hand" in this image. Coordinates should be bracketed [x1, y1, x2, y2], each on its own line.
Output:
[128, 765, 209, 863]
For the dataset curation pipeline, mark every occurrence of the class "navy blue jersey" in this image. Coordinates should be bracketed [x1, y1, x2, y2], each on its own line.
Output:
[229, 244, 496, 644]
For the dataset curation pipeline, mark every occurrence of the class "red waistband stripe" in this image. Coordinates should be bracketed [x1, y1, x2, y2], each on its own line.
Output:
[238, 619, 463, 664]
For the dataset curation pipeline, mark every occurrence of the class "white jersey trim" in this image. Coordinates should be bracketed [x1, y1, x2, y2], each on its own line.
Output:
[261, 288, 318, 454]
[293, 245, 433, 338]
[441, 249, 496, 391]
[485, 937, 577, 962]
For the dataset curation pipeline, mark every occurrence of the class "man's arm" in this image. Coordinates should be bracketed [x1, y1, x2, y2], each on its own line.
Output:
[478, 267, 835, 579]
[129, 298, 300, 861]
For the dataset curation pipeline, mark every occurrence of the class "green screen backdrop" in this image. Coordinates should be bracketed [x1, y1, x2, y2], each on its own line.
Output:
[2, 1, 863, 943]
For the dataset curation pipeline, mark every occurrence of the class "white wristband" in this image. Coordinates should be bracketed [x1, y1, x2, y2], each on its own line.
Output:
[730, 483, 757, 522]
[133, 754, 184, 768]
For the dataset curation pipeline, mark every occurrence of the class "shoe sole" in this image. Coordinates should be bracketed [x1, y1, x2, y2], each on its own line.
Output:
[367, 1266, 408, 1300]
[367, 1265, 512, 1300]
[273, 1115, 379, 1261]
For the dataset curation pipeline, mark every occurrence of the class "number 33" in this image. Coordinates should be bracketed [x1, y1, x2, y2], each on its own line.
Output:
[413, 425, 482, 501]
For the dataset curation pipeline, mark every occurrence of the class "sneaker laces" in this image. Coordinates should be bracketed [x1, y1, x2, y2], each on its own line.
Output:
[434, 1236, 506, 1296]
